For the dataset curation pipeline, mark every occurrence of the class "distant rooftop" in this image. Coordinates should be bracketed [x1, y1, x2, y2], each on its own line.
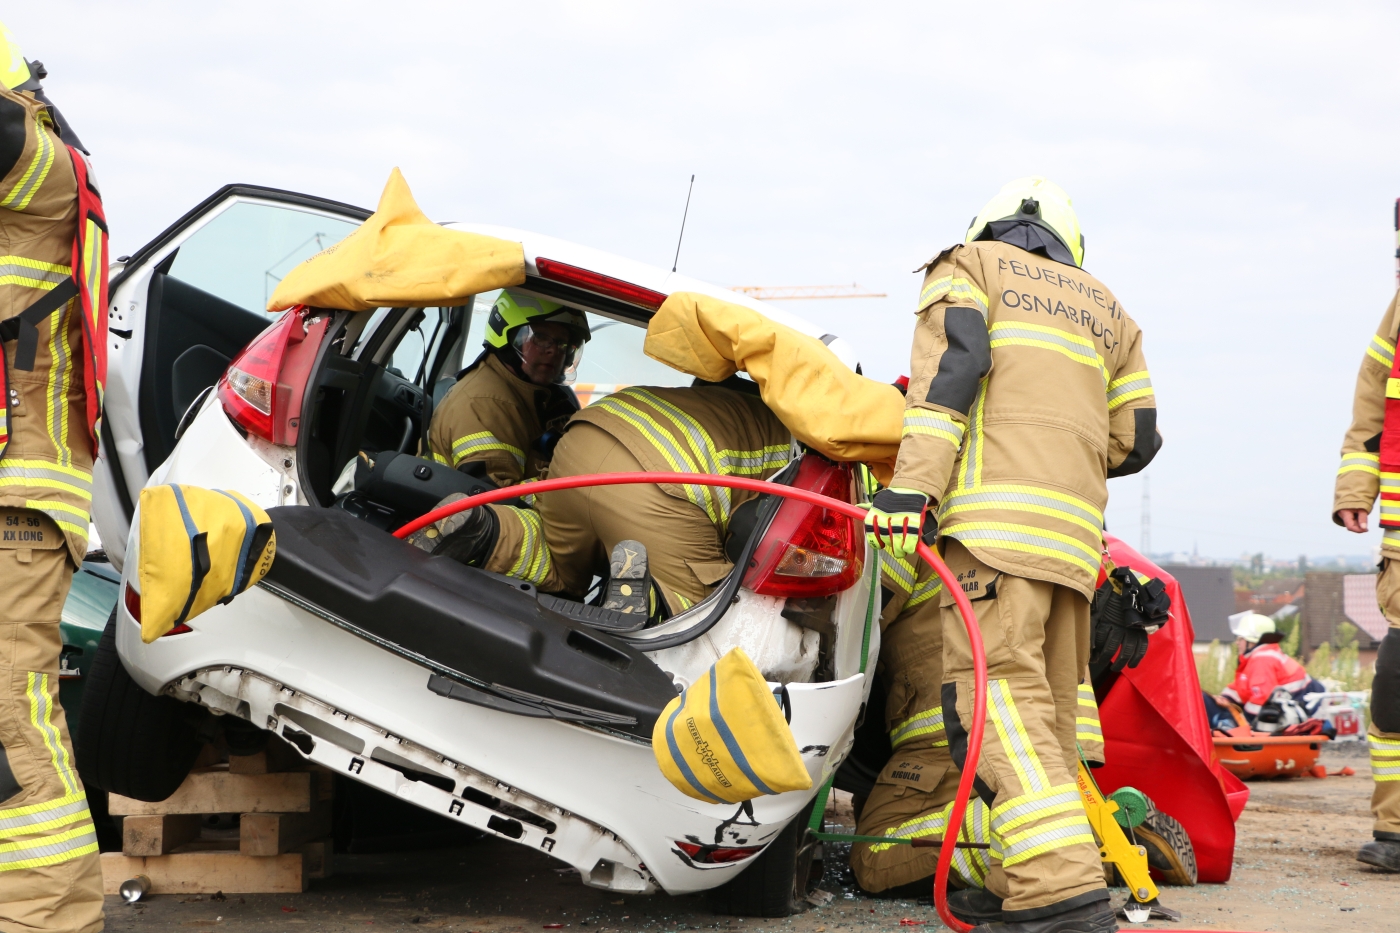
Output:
[1342, 574, 1388, 643]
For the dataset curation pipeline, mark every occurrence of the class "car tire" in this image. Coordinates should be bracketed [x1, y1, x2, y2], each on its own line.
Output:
[75, 608, 209, 801]
[708, 797, 823, 918]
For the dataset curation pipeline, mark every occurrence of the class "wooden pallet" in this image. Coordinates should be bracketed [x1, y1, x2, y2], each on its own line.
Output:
[99, 740, 334, 895]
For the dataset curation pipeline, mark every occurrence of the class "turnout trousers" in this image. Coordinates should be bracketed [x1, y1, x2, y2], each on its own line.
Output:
[851, 559, 991, 892]
[0, 516, 103, 933]
[1370, 559, 1400, 836]
[484, 422, 734, 611]
[938, 539, 1106, 919]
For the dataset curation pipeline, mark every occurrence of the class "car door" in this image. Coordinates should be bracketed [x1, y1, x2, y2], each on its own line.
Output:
[95, 186, 369, 570]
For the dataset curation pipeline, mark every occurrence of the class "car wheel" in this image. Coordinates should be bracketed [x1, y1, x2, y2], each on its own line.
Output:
[75, 608, 209, 801]
[708, 797, 823, 918]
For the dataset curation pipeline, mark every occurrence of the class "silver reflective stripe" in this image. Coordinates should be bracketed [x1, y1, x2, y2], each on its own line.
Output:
[0, 463, 93, 496]
[902, 410, 964, 444]
[3, 123, 53, 210]
[0, 795, 88, 834]
[999, 815, 1094, 866]
[891, 708, 945, 747]
[0, 261, 69, 287]
[1076, 722, 1103, 738]
[990, 324, 1101, 367]
[990, 786, 1081, 836]
[1106, 375, 1152, 407]
[882, 553, 916, 593]
[941, 486, 1103, 531]
[944, 522, 1099, 569]
[988, 680, 1048, 793]
[0, 826, 97, 867]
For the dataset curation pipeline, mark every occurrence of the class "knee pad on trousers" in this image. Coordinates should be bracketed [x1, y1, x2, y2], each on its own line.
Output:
[941, 682, 997, 809]
[1375, 629, 1400, 733]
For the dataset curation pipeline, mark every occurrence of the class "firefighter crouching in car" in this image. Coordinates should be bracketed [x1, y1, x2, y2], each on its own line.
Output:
[428, 289, 589, 487]
[413, 380, 792, 619]
[1333, 286, 1400, 874]
[866, 177, 1159, 933]
[0, 23, 107, 933]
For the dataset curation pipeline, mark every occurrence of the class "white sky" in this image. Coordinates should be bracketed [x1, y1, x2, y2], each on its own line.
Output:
[15, 2, 1400, 561]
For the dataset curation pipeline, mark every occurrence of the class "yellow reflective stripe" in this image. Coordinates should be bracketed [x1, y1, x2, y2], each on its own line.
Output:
[0, 123, 56, 211]
[27, 673, 78, 797]
[943, 521, 1101, 575]
[0, 823, 98, 871]
[626, 388, 759, 520]
[503, 507, 553, 587]
[0, 791, 90, 835]
[998, 813, 1095, 867]
[1381, 503, 1400, 524]
[868, 796, 992, 880]
[1369, 334, 1397, 368]
[450, 431, 524, 469]
[592, 392, 720, 522]
[1106, 370, 1153, 409]
[990, 783, 1083, 835]
[1386, 528, 1400, 549]
[25, 501, 89, 542]
[1380, 471, 1400, 491]
[939, 484, 1103, 536]
[1339, 452, 1381, 477]
[901, 409, 965, 446]
[956, 382, 988, 490]
[45, 302, 75, 467]
[889, 706, 946, 748]
[987, 679, 1049, 793]
[882, 552, 916, 595]
[919, 275, 989, 314]
[906, 573, 943, 609]
[988, 321, 1108, 383]
[1371, 736, 1400, 781]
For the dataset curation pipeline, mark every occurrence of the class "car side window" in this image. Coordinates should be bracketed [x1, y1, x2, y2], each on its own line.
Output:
[167, 201, 360, 316]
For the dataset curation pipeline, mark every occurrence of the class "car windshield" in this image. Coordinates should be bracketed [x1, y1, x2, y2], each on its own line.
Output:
[465, 291, 691, 405]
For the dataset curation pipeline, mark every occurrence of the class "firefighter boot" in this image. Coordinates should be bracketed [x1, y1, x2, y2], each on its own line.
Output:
[948, 888, 1005, 925]
[406, 494, 500, 566]
[971, 898, 1117, 933]
[602, 540, 651, 615]
[1357, 833, 1400, 872]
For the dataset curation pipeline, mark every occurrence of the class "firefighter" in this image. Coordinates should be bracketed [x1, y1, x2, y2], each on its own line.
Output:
[867, 177, 1159, 932]
[427, 289, 589, 487]
[1333, 287, 1400, 873]
[0, 22, 107, 933]
[418, 381, 791, 616]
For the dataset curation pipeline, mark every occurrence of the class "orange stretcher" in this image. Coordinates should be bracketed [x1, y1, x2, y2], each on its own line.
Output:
[1212, 730, 1329, 779]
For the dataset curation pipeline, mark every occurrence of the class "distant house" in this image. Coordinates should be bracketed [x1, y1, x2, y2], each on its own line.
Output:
[1163, 565, 1235, 642]
[1303, 572, 1384, 654]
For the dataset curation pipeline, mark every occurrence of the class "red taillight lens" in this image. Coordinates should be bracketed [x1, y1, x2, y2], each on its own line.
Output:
[535, 257, 667, 310]
[743, 456, 862, 599]
[217, 307, 328, 444]
[123, 583, 141, 622]
[674, 840, 766, 864]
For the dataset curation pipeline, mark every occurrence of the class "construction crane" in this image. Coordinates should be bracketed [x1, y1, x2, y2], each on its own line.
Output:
[730, 283, 887, 300]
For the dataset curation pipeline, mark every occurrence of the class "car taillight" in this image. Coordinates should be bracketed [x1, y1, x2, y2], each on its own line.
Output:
[674, 840, 767, 864]
[217, 307, 328, 445]
[535, 257, 667, 310]
[743, 456, 862, 599]
[124, 583, 191, 635]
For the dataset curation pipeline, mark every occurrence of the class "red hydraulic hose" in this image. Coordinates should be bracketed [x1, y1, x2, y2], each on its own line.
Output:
[394, 471, 986, 932]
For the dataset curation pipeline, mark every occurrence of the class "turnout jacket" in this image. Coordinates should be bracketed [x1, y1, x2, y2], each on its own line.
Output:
[890, 241, 1158, 599]
[1333, 290, 1400, 556]
[0, 86, 102, 564]
[428, 351, 577, 487]
[568, 385, 791, 533]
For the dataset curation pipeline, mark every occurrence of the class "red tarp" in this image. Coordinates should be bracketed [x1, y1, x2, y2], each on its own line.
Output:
[1095, 535, 1249, 884]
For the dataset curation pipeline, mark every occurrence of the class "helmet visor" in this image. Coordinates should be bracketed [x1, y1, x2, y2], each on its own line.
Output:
[512, 324, 586, 385]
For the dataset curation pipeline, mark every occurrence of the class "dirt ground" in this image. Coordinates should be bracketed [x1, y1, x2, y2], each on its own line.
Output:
[102, 746, 1398, 933]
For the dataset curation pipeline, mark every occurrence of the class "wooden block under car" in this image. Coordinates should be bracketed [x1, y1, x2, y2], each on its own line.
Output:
[240, 799, 332, 856]
[100, 850, 307, 894]
[108, 772, 313, 816]
[120, 814, 202, 856]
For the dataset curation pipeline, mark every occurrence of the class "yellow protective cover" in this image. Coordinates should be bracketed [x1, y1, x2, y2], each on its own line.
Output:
[644, 292, 904, 483]
[267, 168, 526, 312]
[137, 485, 277, 643]
[653, 647, 812, 804]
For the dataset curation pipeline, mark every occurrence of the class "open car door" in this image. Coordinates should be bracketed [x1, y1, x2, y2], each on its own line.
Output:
[95, 186, 370, 570]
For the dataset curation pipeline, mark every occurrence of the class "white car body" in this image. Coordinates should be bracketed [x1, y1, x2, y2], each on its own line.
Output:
[94, 186, 877, 896]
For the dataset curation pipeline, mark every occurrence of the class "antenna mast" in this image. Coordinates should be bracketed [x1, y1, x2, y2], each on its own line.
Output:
[672, 174, 695, 273]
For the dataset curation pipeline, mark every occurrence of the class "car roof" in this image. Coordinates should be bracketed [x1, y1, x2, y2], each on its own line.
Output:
[447, 222, 861, 373]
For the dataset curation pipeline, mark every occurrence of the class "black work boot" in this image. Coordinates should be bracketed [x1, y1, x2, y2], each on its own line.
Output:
[602, 540, 650, 615]
[1357, 832, 1400, 872]
[948, 888, 1004, 925]
[405, 493, 499, 566]
[972, 893, 1117, 933]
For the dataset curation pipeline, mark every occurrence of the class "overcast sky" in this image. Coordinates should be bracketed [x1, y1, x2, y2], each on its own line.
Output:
[15, 2, 1400, 562]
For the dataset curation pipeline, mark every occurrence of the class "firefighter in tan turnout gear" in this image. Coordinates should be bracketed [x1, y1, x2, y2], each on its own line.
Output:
[0, 22, 107, 933]
[867, 177, 1159, 933]
[416, 380, 791, 618]
[428, 289, 589, 488]
[1333, 290, 1400, 874]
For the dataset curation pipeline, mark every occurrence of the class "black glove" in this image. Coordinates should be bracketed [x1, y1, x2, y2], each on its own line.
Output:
[1090, 567, 1170, 671]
